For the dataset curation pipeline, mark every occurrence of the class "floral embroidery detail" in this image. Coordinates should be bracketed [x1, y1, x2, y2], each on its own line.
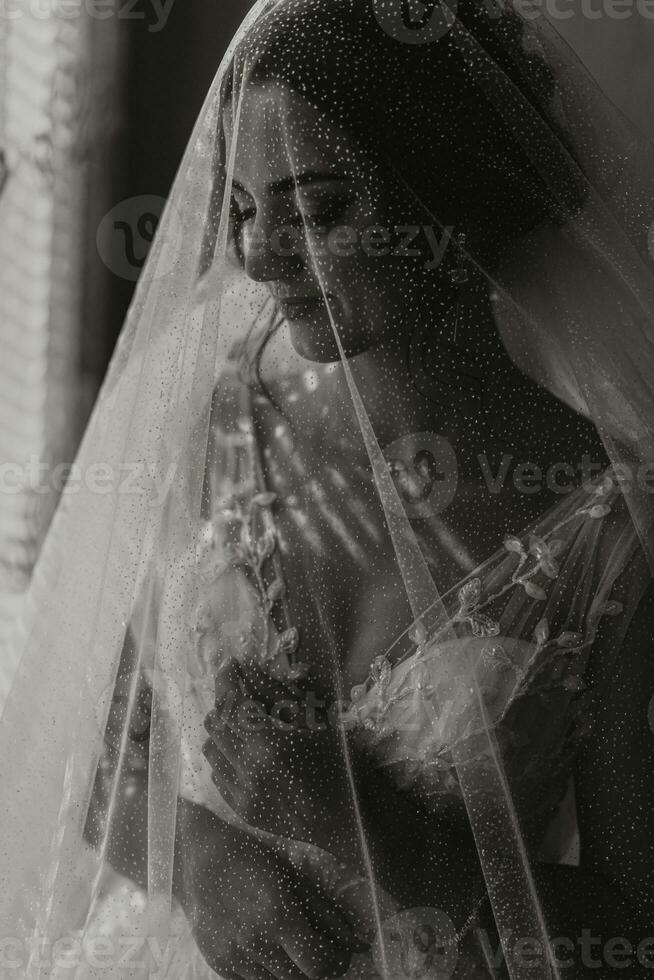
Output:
[600, 600, 623, 617]
[424, 745, 454, 772]
[591, 473, 615, 497]
[458, 578, 482, 608]
[347, 468, 627, 800]
[587, 503, 612, 519]
[350, 684, 367, 704]
[503, 535, 525, 557]
[193, 418, 301, 672]
[528, 535, 563, 579]
[274, 626, 300, 660]
[287, 662, 311, 682]
[576, 474, 615, 518]
[533, 618, 549, 647]
[370, 655, 392, 691]
[408, 621, 428, 648]
[195, 522, 231, 586]
[556, 631, 584, 648]
[522, 581, 547, 601]
[370, 476, 618, 687]
[587, 593, 625, 631]
[454, 578, 500, 637]
[204, 492, 286, 661]
[469, 614, 502, 638]
[480, 644, 518, 672]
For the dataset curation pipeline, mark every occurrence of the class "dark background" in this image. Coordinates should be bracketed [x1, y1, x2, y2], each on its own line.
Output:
[85, 0, 251, 384]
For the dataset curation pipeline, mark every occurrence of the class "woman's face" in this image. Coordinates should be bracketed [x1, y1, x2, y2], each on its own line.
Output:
[223, 81, 443, 362]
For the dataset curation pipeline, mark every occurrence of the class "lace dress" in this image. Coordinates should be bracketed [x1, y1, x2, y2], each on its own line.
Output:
[343, 470, 643, 860]
[66, 356, 650, 979]
[182, 364, 648, 977]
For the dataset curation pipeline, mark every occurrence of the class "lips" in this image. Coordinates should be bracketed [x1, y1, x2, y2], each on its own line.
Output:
[276, 295, 327, 318]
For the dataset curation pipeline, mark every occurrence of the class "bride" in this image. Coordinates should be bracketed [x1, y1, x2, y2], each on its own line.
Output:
[1, 1, 654, 978]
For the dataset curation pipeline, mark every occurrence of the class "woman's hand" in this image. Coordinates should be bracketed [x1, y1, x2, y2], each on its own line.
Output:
[87, 759, 367, 978]
[202, 659, 360, 862]
[176, 799, 367, 980]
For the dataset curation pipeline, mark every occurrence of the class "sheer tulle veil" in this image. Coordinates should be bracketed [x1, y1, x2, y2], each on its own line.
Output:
[0, 2, 653, 979]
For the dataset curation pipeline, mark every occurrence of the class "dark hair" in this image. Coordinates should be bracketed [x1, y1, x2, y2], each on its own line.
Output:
[224, 0, 587, 262]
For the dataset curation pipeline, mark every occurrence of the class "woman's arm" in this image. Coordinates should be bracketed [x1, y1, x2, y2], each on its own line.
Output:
[202, 571, 654, 972]
[204, 656, 491, 926]
[84, 629, 366, 980]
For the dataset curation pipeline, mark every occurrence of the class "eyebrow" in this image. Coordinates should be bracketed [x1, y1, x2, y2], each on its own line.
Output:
[231, 171, 351, 197]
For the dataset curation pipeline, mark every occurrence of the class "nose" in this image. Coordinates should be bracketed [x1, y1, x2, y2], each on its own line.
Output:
[240, 211, 305, 283]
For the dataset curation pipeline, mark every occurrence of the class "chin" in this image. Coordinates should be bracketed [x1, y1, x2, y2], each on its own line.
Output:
[287, 320, 342, 363]
[286, 313, 378, 364]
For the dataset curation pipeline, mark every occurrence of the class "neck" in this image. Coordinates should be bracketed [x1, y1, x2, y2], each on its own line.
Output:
[343, 289, 503, 450]
[255, 299, 601, 484]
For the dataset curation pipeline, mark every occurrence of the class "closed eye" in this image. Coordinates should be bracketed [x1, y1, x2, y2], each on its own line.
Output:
[230, 171, 356, 229]
[295, 196, 355, 229]
[231, 194, 354, 233]
[231, 195, 256, 224]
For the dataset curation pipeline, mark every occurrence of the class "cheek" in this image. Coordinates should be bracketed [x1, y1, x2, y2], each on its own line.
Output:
[306, 221, 428, 348]
[335, 249, 418, 330]
[314, 241, 397, 300]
